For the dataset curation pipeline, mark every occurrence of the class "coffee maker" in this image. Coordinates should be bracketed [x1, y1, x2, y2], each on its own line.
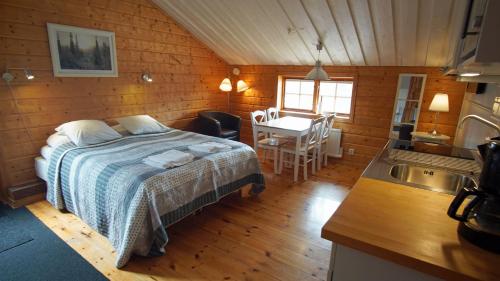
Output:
[447, 140, 500, 253]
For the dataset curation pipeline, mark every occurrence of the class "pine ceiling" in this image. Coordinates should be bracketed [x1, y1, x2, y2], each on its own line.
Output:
[154, 0, 468, 66]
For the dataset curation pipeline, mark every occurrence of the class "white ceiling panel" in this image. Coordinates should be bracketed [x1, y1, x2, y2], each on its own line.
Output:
[301, 0, 351, 65]
[426, 0, 455, 66]
[348, 0, 380, 66]
[278, 0, 334, 64]
[394, 0, 418, 66]
[256, 0, 315, 65]
[154, 0, 468, 66]
[326, 0, 365, 65]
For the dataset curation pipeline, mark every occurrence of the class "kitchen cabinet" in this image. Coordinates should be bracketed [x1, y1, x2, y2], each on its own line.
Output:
[455, 0, 500, 77]
[327, 244, 442, 281]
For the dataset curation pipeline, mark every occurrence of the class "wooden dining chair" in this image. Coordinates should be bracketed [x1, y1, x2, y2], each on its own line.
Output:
[250, 110, 286, 173]
[278, 117, 325, 180]
[266, 107, 292, 141]
[267, 107, 279, 120]
[316, 113, 336, 170]
[250, 110, 268, 140]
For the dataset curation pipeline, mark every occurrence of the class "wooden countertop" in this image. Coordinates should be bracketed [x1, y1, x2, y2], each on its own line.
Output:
[321, 177, 500, 281]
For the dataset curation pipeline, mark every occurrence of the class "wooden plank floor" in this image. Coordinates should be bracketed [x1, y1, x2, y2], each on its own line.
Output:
[27, 159, 363, 281]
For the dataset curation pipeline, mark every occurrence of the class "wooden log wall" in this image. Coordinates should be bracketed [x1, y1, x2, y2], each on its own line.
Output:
[231, 66, 466, 167]
[0, 0, 230, 198]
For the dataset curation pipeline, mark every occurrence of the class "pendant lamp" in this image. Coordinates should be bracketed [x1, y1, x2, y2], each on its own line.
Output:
[305, 40, 330, 81]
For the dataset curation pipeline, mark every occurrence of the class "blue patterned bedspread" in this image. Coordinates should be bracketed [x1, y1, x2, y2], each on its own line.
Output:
[46, 129, 264, 268]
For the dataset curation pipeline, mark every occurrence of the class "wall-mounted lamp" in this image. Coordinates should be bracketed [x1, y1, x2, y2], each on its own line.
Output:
[2, 67, 35, 83]
[219, 77, 232, 92]
[236, 80, 249, 92]
[142, 72, 153, 83]
[219, 68, 249, 92]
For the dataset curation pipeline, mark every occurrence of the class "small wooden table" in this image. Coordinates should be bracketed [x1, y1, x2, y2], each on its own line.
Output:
[254, 116, 312, 181]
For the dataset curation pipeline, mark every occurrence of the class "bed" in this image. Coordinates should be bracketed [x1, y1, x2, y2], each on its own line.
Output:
[36, 129, 264, 268]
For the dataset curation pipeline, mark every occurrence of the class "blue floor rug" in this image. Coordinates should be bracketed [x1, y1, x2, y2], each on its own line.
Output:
[0, 203, 108, 281]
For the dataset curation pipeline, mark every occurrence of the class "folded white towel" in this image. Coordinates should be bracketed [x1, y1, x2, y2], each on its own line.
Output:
[147, 149, 192, 163]
[143, 158, 193, 169]
[143, 150, 194, 168]
[188, 142, 232, 154]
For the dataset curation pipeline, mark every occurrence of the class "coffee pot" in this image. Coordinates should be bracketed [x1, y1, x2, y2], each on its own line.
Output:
[447, 140, 500, 253]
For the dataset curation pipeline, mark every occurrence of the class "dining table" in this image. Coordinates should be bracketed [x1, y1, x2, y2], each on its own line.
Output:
[253, 116, 312, 182]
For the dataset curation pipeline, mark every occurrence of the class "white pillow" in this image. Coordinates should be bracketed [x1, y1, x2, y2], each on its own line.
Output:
[47, 132, 72, 147]
[115, 115, 168, 135]
[111, 124, 130, 136]
[56, 120, 122, 146]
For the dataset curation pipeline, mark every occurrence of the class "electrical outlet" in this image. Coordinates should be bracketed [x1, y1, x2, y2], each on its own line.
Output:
[348, 148, 355, 155]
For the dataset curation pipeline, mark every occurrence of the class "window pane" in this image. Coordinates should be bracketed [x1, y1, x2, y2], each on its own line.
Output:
[319, 96, 335, 113]
[334, 97, 352, 114]
[337, 82, 353, 97]
[283, 79, 314, 110]
[284, 93, 300, 109]
[285, 80, 301, 94]
[300, 80, 315, 95]
[319, 82, 336, 96]
[299, 95, 313, 110]
[318, 80, 354, 115]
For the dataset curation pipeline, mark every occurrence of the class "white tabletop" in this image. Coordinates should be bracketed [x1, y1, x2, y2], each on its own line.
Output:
[256, 116, 312, 132]
[411, 131, 451, 140]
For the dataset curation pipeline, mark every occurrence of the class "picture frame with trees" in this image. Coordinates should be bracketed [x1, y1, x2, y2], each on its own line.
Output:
[47, 23, 118, 77]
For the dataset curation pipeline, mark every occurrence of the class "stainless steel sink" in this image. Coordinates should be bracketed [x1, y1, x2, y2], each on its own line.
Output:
[389, 164, 474, 194]
[362, 140, 480, 195]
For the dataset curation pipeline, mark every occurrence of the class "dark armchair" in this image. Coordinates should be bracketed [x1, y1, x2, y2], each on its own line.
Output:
[197, 111, 242, 141]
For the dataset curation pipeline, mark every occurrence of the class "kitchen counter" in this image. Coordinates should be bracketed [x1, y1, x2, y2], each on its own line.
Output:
[321, 177, 500, 281]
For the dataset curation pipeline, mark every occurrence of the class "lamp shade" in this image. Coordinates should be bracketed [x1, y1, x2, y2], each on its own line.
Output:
[219, 78, 232, 92]
[305, 60, 329, 81]
[429, 93, 449, 112]
[236, 80, 249, 92]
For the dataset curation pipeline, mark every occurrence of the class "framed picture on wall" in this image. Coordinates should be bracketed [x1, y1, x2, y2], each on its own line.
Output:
[47, 23, 118, 77]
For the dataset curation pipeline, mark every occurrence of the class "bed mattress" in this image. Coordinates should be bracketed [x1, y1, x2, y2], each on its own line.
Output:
[35, 156, 48, 182]
[41, 145, 54, 160]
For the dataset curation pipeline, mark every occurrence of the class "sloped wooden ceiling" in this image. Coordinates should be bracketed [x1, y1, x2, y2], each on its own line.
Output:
[154, 0, 468, 66]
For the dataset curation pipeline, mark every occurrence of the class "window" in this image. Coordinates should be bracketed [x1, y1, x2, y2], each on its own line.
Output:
[318, 80, 354, 116]
[282, 79, 315, 111]
[280, 76, 356, 120]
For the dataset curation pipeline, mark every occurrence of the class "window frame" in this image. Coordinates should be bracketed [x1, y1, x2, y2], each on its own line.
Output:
[280, 75, 357, 122]
[280, 77, 317, 113]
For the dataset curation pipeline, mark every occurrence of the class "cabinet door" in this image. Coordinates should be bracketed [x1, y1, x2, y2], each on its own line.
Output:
[330, 244, 443, 281]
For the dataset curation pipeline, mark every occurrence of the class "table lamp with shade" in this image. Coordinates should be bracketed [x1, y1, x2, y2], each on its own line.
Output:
[428, 93, 449, 135]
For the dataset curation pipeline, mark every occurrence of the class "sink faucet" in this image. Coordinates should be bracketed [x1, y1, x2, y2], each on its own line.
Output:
[458, 114, 500, 135]
[458, 114, 500, 168]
